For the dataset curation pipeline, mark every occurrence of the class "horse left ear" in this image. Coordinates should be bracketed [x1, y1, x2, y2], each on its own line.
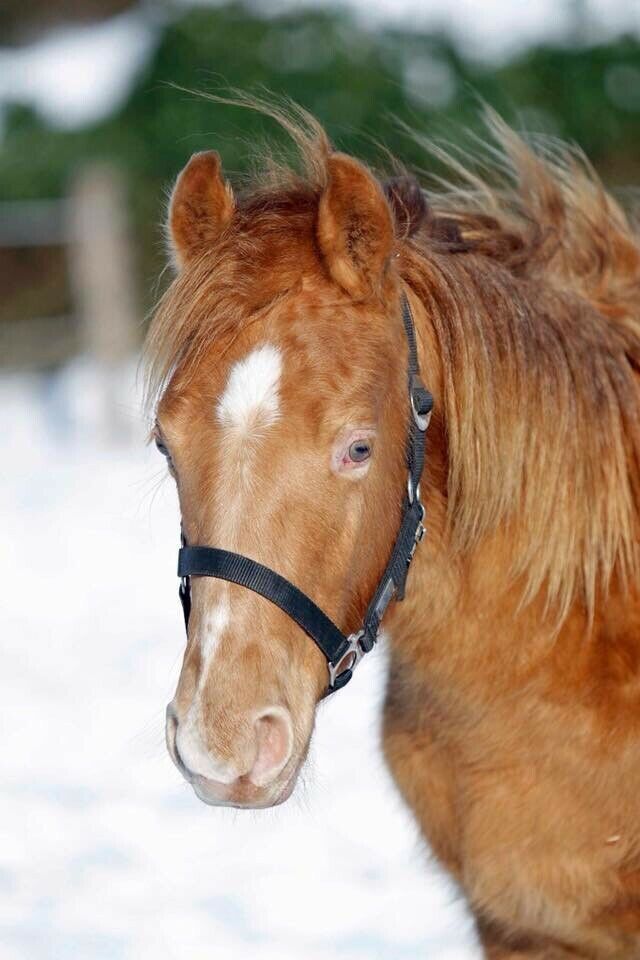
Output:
[317, 153, 394, 299]
[168, 150, 235, 269]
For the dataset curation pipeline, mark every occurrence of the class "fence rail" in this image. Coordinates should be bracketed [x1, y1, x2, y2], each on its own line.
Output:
[0, 165, 140, 437]
[0, 199, 68, 247]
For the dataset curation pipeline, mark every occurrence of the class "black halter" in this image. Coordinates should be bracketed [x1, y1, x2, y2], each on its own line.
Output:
[177, 294, 432, 695]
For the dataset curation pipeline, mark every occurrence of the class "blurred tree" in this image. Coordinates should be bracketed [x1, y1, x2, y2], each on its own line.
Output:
[1, 2, 639, 329]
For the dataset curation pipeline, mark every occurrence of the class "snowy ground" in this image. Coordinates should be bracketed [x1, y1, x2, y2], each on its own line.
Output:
[0, 361, 479, 960]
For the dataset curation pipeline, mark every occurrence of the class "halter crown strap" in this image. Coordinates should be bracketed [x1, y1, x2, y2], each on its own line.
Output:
[177, 292, 432, 695]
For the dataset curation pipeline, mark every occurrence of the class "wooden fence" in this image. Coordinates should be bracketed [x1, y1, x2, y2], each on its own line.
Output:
[0, 163, 140, 436]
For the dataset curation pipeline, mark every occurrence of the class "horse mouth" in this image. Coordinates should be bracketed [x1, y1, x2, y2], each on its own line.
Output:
[190, 762, 300, 809]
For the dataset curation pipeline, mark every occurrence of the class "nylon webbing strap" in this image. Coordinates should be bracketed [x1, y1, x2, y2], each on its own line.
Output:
[360, 495, 425, 649]
[402, 294, 430, 497]
[178, 546, 350, 665]
[355, 296, 432, 652]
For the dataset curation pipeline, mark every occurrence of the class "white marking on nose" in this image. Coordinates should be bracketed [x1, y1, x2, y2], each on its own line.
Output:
[201, 599, 230, 663]
[175, 713, 237, 784]
[216, 343, 282, 432]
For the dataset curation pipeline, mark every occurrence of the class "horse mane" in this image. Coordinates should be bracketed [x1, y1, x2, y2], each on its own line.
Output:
[408, 112, 640, 619]
[145, 98, 640, 622]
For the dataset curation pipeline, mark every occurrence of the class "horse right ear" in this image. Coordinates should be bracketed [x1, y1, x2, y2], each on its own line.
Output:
[168, 151, 235, 269]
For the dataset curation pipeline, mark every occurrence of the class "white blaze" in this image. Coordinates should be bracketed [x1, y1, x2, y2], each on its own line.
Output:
[200, 599, 231, 664]
[216, 343, 282, 431]
[196, 344, 283, 685]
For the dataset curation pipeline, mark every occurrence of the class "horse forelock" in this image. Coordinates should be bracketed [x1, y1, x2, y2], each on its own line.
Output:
[144, 188, 321, 409]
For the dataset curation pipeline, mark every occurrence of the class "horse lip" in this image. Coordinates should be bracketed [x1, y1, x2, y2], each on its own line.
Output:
[189, 761, 300, 810]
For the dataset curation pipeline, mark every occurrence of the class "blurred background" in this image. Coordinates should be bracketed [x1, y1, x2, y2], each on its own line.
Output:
[1, 2, 639, 958]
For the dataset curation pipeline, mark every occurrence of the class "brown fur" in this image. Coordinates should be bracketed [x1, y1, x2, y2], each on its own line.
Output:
[145, 100, 640, 957]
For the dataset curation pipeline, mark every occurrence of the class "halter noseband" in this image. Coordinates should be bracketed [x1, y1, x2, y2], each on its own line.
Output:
[177, 293, 432, 696]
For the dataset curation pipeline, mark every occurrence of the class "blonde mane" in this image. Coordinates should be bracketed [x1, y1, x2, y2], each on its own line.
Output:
[145, 99, 640, 622]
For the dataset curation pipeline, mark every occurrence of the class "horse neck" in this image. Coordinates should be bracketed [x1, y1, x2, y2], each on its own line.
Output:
[391, 256, 639, 699]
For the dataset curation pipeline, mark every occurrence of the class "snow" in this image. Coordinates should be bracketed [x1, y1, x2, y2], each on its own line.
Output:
[0, 360, 479, 960]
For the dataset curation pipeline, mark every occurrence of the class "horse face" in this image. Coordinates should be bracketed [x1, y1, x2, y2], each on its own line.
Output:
[152, 148, 406, 808]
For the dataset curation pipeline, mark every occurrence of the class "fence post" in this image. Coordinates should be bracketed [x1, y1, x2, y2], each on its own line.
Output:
[68, 163, 139, 440]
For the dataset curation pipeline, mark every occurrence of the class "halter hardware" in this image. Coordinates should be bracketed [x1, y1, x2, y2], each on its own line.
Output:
[176, 293, 432, 696]
[327, 630, 366, 690]
[411, 374, 432, 431]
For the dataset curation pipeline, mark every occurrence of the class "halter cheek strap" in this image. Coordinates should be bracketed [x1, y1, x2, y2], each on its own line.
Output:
[177, 293, 432, 695]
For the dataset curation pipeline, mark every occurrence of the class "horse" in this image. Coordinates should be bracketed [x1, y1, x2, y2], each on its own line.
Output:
[144, 101, 640, 958]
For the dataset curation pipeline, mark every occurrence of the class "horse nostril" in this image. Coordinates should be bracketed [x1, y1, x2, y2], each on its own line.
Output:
[250, 708, 294, 787]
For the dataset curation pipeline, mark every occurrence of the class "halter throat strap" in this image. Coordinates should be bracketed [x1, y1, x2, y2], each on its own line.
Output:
[177, 293, 432, 695]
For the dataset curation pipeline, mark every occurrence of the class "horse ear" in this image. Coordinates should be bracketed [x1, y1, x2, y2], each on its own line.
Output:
[168, 151, 235, 268]
[317, 153, 394, 299]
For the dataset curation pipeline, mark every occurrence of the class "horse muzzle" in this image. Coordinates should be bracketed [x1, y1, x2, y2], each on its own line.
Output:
[165, 703, 298, 808]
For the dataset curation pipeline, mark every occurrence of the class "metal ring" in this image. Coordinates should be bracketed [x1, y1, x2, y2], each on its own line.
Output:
[407, 476, 421, 504]
[327, 630, 366, 689]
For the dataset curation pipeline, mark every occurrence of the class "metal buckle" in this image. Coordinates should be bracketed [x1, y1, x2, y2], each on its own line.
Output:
[409, 511, 426, 561]
[327, 630, 366, 689]
[406, 495, 426, 564]
[373, 577, 396, 621]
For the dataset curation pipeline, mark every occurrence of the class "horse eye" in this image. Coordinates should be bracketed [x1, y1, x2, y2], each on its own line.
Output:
[348, 440, 371, 463]
[155, 436, 170, 459]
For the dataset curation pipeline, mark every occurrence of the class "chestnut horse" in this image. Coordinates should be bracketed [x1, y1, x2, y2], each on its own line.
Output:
[145, 104, 640, 957]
